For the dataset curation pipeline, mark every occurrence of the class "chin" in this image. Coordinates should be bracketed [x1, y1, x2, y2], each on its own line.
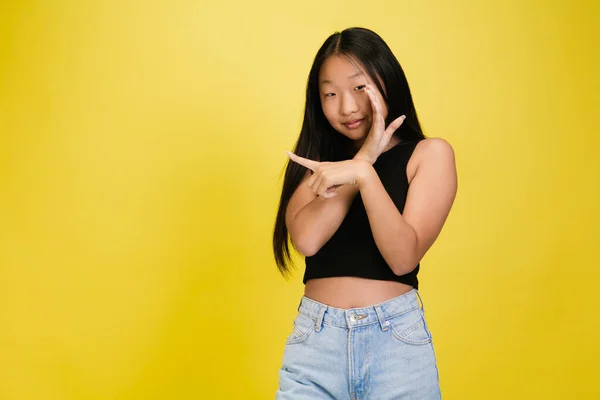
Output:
[339, 128, 367, 141]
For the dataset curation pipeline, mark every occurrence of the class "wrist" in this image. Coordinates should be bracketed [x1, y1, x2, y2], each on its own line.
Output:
[355, 162, 376, 188]
[353, 152, 376, 165]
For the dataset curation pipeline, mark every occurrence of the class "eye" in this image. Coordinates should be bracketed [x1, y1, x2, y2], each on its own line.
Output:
[324, 93, 335, 98]
[354, 85, 366, 91]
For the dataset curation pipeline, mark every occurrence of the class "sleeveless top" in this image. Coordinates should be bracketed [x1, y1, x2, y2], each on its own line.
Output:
[303, 139, 422, 289]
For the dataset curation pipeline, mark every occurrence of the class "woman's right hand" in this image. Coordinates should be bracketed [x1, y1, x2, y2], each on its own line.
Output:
[354, 85, 406, 164]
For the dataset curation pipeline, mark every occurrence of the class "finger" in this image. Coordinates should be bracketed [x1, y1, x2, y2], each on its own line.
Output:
[306, 171, 318, 188]
[308, 164, 326, 190]
[365, 85, 384, 118]
[286, 151, 319, 171]
[312, 172, 325, 196]
[316, 174, 334, 197]
[309, 171, 323, 194]
[364, 86, 385, 131]
[312, 175, 323, 195]
[384, 115, 406, 137]
[322, 185, 338, 198]
[306, 166, 323, 189]
[326, 185, 341, 193]
[316, 179, 328, 197]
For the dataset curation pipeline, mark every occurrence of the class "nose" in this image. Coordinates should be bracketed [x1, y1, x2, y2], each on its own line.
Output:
[340, 92, 359, 116]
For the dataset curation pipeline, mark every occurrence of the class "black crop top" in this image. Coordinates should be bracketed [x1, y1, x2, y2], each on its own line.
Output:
[303, 139, 422, 289]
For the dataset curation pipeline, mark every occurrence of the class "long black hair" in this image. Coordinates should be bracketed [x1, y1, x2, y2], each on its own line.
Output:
[273, 27, 426, 275]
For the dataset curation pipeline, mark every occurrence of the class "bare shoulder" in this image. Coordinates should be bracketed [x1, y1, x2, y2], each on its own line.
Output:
[407, 137, 456, 182]
[415, 137, 454, 158]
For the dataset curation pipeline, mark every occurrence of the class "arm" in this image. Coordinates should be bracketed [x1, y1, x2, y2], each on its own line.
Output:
[286, 170, 360, 257]
[357, 138, 458, 275]
[283, 84, 407, 258]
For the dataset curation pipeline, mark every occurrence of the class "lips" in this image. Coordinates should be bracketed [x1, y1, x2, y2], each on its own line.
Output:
[343, 118, 365, 129]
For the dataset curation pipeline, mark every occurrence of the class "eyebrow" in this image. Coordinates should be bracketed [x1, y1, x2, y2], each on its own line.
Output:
[321, 72, 365, 85]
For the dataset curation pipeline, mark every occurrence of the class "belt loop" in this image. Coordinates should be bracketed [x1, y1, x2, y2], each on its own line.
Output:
[314, 305, 326, 332]
[374, 305, 389, 331]
[415, 290, 425, 313]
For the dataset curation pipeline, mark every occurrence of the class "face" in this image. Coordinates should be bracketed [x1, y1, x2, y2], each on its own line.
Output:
[318, 55, 388, 145]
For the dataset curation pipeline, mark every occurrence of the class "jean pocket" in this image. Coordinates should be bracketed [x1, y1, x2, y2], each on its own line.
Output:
[389, 309, 432, 346]
[285, 312, 316, 345]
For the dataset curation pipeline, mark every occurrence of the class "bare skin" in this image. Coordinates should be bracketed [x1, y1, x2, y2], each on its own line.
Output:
[302, 137, 421, 309]
[286, 55, 457, 309]
[305, 277, 414, 309]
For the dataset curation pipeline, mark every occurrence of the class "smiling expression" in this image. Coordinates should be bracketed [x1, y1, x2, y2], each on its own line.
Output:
[319, 55, 388, 146]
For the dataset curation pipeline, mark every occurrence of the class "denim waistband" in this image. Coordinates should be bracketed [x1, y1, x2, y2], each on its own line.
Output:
[297, 289, 423, 331]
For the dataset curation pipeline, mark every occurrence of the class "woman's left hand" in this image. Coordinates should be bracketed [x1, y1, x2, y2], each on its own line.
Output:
[286, 152, 373, 198]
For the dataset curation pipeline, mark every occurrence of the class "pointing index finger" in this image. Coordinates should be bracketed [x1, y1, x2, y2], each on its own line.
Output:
[286, 151, 320, 171]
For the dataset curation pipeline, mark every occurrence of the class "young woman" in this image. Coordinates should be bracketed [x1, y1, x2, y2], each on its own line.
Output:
[272, 27, 457, 399]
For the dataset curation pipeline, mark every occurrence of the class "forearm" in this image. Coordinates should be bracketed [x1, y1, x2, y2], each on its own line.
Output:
[358, 167, 418, 275]
[290, 184, 359, 256]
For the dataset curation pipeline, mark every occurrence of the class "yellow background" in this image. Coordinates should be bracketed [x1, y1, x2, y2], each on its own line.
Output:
[1, 0, 598, 399]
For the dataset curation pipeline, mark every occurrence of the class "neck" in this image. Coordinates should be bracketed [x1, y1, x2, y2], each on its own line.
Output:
[346, 136, 401, 158]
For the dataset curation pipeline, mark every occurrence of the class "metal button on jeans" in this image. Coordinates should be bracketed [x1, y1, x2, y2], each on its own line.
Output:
[350, 314, 367, 321]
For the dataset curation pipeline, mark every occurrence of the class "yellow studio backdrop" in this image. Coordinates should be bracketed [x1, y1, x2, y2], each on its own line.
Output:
[0, 0, 598, 399]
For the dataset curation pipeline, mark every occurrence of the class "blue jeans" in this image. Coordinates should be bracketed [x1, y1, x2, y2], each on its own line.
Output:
[276, 289, 441, 399]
